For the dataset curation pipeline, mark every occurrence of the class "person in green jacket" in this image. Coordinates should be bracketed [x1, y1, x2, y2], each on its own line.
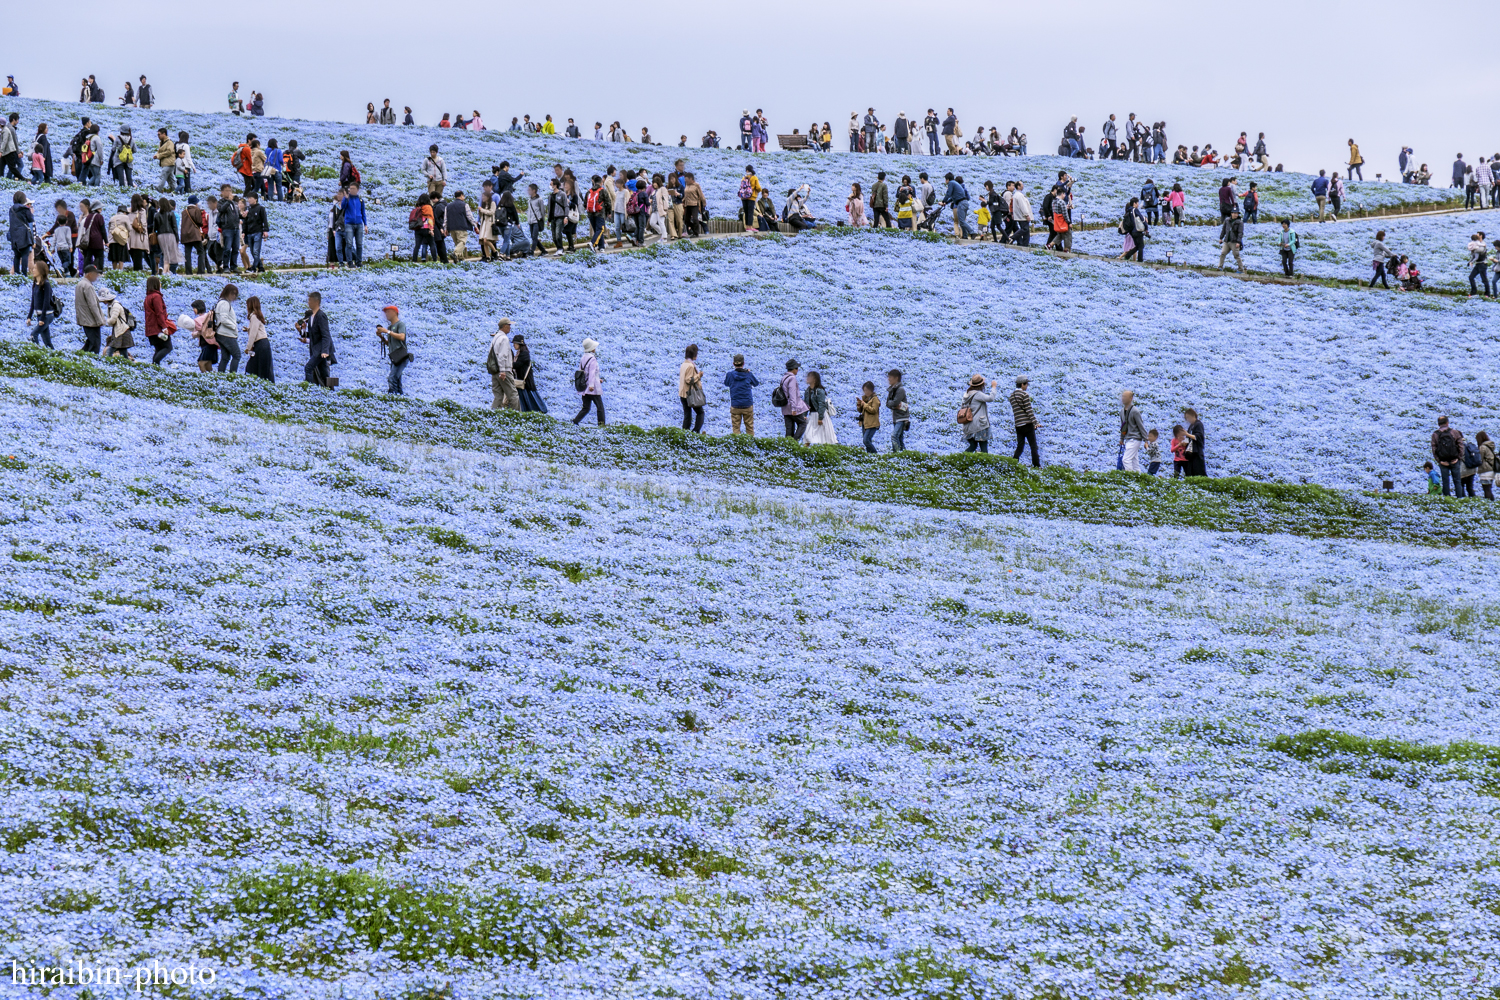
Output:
[869, 171, 891, 228]
[1278, 219, 1298, 276]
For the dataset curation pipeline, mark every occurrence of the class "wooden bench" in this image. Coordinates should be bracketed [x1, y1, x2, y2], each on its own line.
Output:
[776, 133, 809, 151]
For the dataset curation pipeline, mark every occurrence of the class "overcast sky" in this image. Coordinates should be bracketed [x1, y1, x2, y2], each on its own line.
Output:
[6, 1, 1498, 176]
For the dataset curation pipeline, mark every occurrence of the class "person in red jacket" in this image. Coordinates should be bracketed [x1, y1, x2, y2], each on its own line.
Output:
[234, 135, 256, 196]
[143, 275, 175, 365]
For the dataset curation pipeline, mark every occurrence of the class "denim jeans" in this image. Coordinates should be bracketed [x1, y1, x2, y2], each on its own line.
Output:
[953, 199, 975, 237]
[266, 170, 283, 201]
[500, 225, 514, 257]
[217, 335, 242, 372]
[891, 420, 907, 452]
[221, 229, 240, 270]
[965, 439, 989, 453]
[387, 358, 408, 395]
[614, 211, 627, 239]
[1440, 463, 1464, 496]
[342, 223, 363, 265]
[861, 427, 878, 452]
[30, 318, 53, 348]
[245, 233, 263, 270]
[177, 168, 191, 192]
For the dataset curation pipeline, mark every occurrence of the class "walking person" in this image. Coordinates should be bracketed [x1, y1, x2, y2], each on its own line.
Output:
[1278, 219, 1298, 276]
[212, 284, 242, 373]
[572, 338, 605, 426]
[1122, 197, 1147, 261]
[869, 172, 892, 229]
[26, 257, 57, 349]
[1183, 408, 1208, 477]
[101, 286, 134, 359]
[1347, 139, 1364, 181]
[298, 291, 333, 387]
[7, 191, 33, 276]
[74, 265, 106, 353]
[445, 190, 474, 260]
[343, 184, 366, 266]
[376, 305, 410, 395]
[724, 354, 760, 436]
[886, 370, 909, 452]
[1312, 170, 1332, 221]
[243, 295, 274, 382]
[153, 128, 176, 192]
[679, 344, 706, 432]
[108, 127, 134, 188]
[1218, 209, 1245, 271]
[487, 319, 519, 410]
[1009, 377, 1041, 467]
[777, 359, 809, 439]
[1468, 232, 1492, 297]
[241, 192, 268, 273]
[143, 275, 174, 365]
[1369, 230, 1393, 288]
[959, 376, 997, 453]
[512, 335, 546, 412]
[1119, 391, 1147, 472]
[424, 145, 446, 197]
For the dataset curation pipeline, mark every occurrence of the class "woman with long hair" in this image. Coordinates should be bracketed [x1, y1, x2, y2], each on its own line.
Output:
[801, 371, 838, 445]
[513, 335, 546, 413]
[365, 102, 377, 124]
[126, 193, 150, 272]
[243, 295, 274, 381]
[143, 274, 174, 364]
[26, 257, 56, 349]
[155, 197, 181, 275]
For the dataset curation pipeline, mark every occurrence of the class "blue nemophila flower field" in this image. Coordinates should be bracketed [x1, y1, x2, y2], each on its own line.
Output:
[0, 94, 1455, 269]
[1, 377, 1498, 999]
[6, 229, 1495, 491]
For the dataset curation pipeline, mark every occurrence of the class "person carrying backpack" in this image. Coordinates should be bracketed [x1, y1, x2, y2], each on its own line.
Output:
[1431, 416, 1466, 496]
[572, 338, 605, 426]
[1278, 219, 1298, 276]
[738, 167, 759, 231]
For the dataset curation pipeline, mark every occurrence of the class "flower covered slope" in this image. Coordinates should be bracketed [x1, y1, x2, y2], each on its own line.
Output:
[2, 377, 1499, 1000]
[7, 230, 1495, 491]
[1072, 208, 1500, 290]
[0, 94, 1451, 259]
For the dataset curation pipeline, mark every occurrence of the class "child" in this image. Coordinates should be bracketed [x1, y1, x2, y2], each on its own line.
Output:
[896, 192, 914, 231]
[1425, 461, 1440, 494]
[30, 141, 45, 185]
[174, 131, 194, 192]
[1170, 424, 1189, 477]
[1145, 428, 1162, 475]
[857, 381, 881, 453]
[191, 299, 217, 372]
[845, 183, 865, 227]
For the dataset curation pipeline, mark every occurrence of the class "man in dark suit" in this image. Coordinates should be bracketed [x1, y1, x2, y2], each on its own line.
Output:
[299, 291, 332, 386]
[1183, 407, 1208, 477]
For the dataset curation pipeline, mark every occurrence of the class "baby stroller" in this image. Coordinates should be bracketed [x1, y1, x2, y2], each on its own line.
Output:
[917, 201, 945, 232]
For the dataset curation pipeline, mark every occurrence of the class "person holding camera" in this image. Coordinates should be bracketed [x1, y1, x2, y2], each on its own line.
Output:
[376, 305, 410, 395]
[297, 291, 332, 387]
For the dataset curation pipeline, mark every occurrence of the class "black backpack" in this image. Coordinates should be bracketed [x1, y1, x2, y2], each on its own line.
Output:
[573, 365, 589, 392]
[771, 380, 788, 408]
[1434, 429, 1461, 462]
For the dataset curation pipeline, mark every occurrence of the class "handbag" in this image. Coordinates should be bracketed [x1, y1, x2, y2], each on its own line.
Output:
[685, 382, 706, 408]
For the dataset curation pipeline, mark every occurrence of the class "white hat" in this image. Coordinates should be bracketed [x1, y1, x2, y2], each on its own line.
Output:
[581, 338, 597, 353]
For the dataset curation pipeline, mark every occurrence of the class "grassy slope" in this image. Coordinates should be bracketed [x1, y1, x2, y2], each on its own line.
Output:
[2, 341, 1492, 551]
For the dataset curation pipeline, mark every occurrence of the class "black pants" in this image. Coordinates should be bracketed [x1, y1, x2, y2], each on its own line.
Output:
[1124, 232, 1145, 261]
[182, 241, 208, 273]
[1013, 423, 1040, 467]
[573, 393, 605, 425]
[528, 223, 546, 256]
[82, 326, 101, 354]
[10, 244, 29, 275]
[432, 230, 448, 263]
[549, 217, 565, 251]
[685, 205, 701, 236]
[150, 335, 172, 365]
[1459, 475, 1478, 498]
[81, 248, 104, 273]
[127, 247, 145, 271]
[783, 413, 808, 439]
[1186, 454, 1208, 478]
[0, 151, 22, 179]
[1470, 262, 1492, 296]
[871, 206, 893, 228]
[680, 397, 704, 432]
[304, 356, 329, 386]
[1370, 261, 1389, 289]
[632, 212, 649, 244]
[741, 198, 756, 228]
[1281, 249, 1295, 276]
[563, 219, 577, 250]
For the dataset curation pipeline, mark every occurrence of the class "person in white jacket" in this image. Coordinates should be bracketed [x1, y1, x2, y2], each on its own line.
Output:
[1010, 182, 1034, 246]
[423, 145, 446, 197]
[651, 176, 672, 240]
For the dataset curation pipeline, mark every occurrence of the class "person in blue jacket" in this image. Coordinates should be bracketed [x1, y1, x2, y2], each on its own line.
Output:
[723, 354, 761, 436]
[941, 173, 975, 239]
[342, 183, 367, 266]
[1311, 170, 1331, 221]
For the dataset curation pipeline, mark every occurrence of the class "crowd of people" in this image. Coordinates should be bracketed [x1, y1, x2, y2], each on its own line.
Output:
[1428, 416, 1500, 499]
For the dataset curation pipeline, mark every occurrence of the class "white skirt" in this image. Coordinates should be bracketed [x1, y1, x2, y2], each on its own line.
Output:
[802, 409, 838, 446]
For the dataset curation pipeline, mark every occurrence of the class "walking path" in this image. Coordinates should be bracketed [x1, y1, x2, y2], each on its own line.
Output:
[30, 220, 1494, 305]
